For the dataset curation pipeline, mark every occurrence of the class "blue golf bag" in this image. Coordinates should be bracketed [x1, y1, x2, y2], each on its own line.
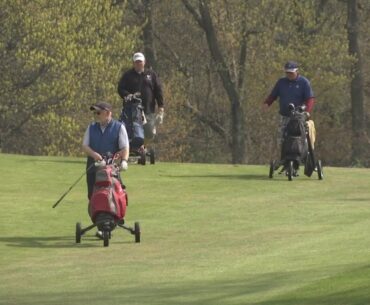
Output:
[119, 94, 145, 150]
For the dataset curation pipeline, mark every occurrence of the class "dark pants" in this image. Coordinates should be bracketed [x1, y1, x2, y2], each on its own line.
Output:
[86, 158, 95, 200]
[86, 172, 95, 200]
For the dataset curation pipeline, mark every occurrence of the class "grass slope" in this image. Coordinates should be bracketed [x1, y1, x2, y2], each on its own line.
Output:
[0, 154, 370, 305]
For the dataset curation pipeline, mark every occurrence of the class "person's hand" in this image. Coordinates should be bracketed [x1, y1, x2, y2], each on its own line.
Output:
[93, 152, 103, 162]
[156, 108, 164, 124]
[262, 103, 269, 112]
[120, 160, 128, 171]
[125, 94, 133, 101]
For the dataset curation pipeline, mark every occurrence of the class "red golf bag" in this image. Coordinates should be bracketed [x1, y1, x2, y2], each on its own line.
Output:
[88, 164, 127, 223]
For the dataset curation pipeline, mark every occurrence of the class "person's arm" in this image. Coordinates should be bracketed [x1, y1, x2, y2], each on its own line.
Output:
[263, 95, 276, 106]
[82, 145, 103, 161]
[117, 71, 132, 99]
[82, 126, 102, 161]
[262, 80, 279, 110]
[152, 71, 164, 109]
[118, 125, 130, 160]
[117, 124, 130, 170]
[304, 97, 315, 113]
[303, 79, 315, 113]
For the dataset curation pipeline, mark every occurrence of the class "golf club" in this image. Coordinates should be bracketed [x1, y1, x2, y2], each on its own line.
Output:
[52, 163, 95, 208]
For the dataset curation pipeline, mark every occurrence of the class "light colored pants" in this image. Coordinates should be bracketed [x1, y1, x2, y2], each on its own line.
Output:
[306, 120, 316, 149]
[144, 113, 157, 140]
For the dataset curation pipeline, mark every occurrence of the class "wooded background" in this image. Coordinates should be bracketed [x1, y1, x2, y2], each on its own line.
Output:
[1, 0, 369, 166]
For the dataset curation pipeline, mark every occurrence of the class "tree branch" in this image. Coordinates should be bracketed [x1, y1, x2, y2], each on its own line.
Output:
[181, 0, 204, 29]
[1, 95, 67, 143]
[183, 100, 230, 146]
[153, 31, 191, 78]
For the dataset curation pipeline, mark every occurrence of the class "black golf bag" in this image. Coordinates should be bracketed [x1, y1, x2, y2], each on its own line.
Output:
[281, 108, 308, 165]
[269, 104, 323, 180]
[119, 94, 145, 150]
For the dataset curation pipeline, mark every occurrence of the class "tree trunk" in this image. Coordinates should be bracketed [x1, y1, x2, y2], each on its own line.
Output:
[183, 0, 246, 163]
[347, 0, 366, 164]
[142, 0, 157, 70]
[128, 0, 157, 69]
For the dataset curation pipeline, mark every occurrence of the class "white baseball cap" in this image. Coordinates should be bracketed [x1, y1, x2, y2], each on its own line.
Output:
[133, 52, 145, 62]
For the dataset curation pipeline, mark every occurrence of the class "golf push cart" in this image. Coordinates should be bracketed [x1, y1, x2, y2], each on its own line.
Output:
[76, 154, 141, 247]
[119, 93, 155, 165]
[269, 103, 323, 181]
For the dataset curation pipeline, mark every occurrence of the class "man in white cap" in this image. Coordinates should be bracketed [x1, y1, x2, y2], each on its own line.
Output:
[118, 52, 164, 142]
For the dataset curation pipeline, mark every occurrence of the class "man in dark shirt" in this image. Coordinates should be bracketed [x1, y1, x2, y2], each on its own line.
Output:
[263, 61, 315, 146]
[117, 52, 164, 141]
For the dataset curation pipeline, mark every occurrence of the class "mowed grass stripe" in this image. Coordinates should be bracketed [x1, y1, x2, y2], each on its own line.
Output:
[0, 154, 369, 305]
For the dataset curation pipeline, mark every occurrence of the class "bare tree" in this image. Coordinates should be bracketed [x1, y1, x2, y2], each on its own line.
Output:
[182, 0, 246, 163]
[347, 0, 367, 163]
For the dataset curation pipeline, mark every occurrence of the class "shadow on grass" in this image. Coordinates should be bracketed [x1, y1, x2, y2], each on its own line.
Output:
[339, 198, 370, 202]
[6, 264, 370, 305]
[164, 173, 321, 182]
[0, 233, 136, 248]
[163, 174, 271, 181]
[0, 236, 98, 248]
[30, 159, 85, 165]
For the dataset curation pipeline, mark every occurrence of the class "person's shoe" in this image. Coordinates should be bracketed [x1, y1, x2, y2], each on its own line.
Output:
[96, 231, 103, 239]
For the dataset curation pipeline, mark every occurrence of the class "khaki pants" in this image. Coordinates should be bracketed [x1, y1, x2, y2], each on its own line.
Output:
[306, 120, 316, 149]
[144, 113, 157, 141]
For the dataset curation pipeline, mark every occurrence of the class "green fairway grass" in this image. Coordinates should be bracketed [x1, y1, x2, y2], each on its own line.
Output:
[0, 153, 369, 305]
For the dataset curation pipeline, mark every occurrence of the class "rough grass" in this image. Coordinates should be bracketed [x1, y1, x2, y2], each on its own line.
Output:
[0, 153, 370, 305]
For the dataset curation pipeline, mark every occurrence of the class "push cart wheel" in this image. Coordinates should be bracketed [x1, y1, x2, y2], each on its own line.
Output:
[134, 222, 141, 243]
[288, 161, 294, 181]
[269, 160, 275, 178]
[103, 231, 109, 247]
[149, 148, 155, 165]
[317, 160, 323, 180]
[75, 222, 82, 243]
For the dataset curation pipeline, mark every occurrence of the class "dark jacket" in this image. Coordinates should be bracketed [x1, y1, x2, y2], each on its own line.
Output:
[117, 68, 164, 114]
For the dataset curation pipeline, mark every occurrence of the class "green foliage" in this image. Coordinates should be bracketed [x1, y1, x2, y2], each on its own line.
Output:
[152, 0, 359, 164]
[1, 0, 369, 165]
[0, 0, 138, 155]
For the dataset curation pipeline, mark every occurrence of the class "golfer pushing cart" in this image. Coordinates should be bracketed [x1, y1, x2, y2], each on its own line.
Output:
[53, 102, 141, 247]
[269, 104, 323, 181]
[263, 60, 324, 181]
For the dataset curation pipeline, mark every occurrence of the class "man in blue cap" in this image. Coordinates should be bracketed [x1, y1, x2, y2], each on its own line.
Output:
[263, 61, 315, 147]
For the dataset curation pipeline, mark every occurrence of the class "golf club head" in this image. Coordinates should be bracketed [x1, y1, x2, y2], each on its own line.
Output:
[288, 103, 295, 111]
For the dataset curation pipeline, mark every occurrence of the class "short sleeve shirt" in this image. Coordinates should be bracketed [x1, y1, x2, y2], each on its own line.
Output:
[270, 75, 314, 116]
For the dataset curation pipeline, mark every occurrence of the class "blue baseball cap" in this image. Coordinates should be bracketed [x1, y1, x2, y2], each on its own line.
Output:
[284, 61, 298, 72]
